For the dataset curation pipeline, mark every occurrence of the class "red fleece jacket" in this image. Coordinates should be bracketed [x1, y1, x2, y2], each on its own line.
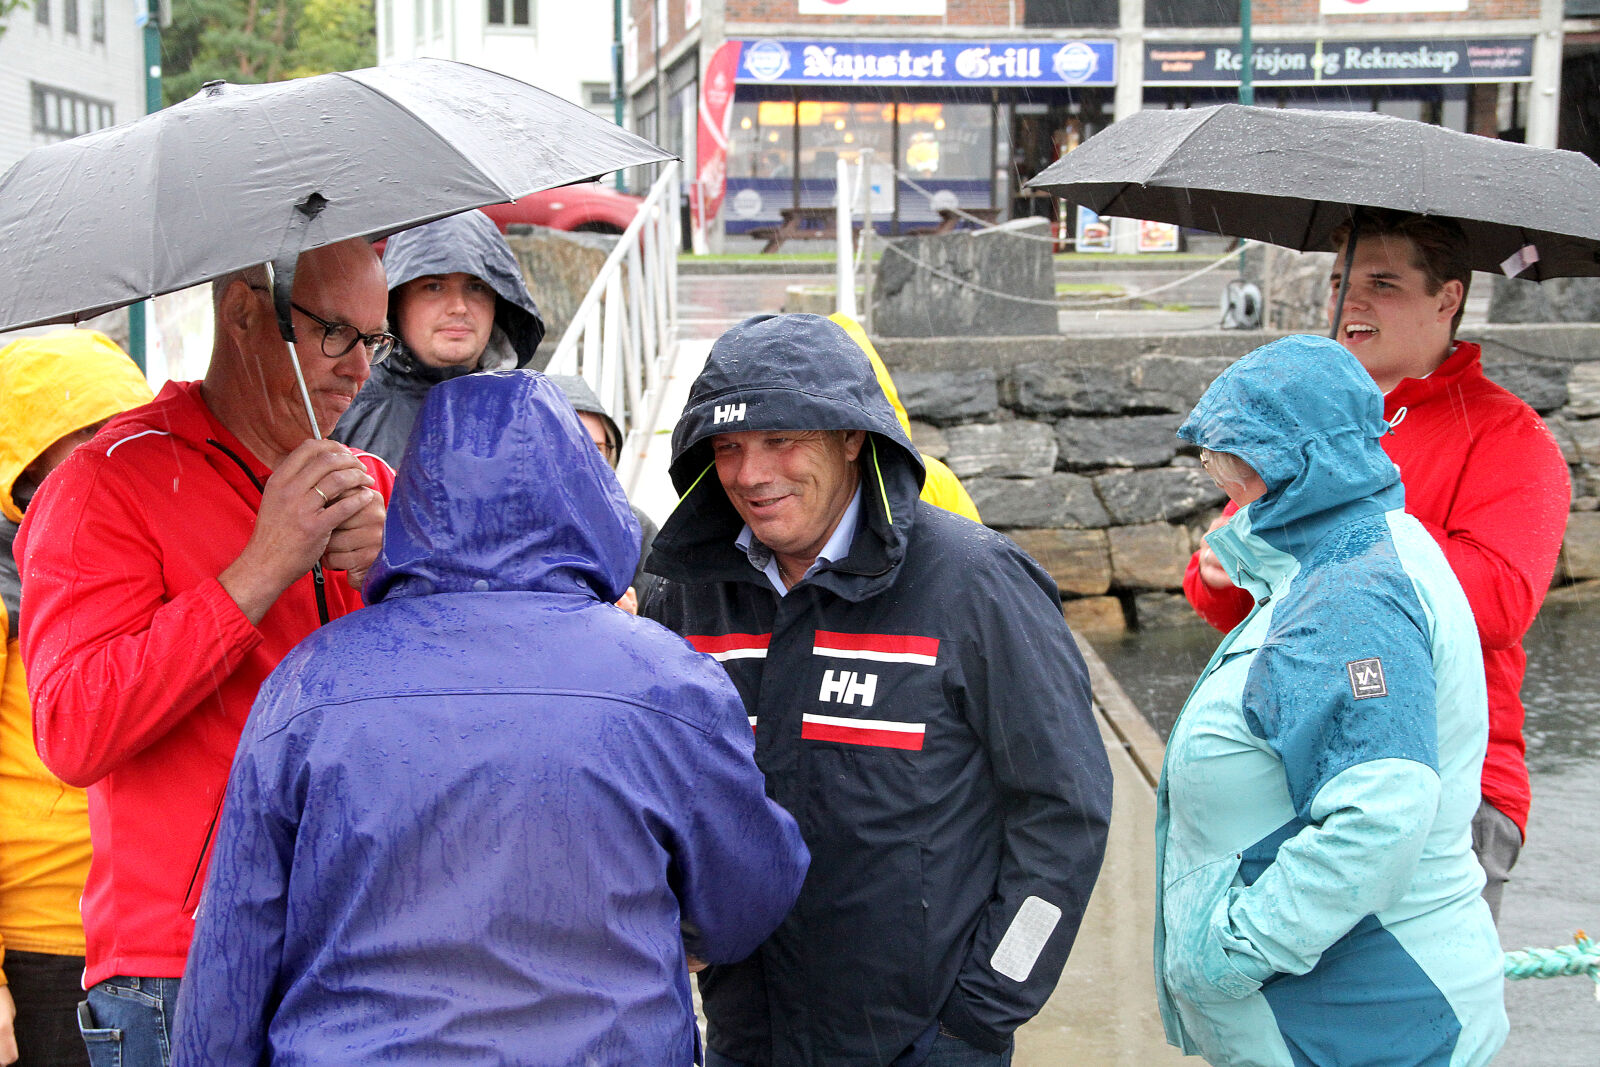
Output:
[1184, 342, 1569, 836]
[16, 380, 393, 986]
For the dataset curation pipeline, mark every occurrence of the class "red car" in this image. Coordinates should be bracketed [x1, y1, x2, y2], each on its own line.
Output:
[479, 182, 643, 236]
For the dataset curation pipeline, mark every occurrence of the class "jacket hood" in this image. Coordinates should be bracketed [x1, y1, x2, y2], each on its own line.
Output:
[1179, 334, 1400, 553]
[828, 313, 914, 437]
[0, 329, 153, 523]
[365, 370, 639, 604]
[548, 373, 622, 463]
[382, 210, 546, 368]
[668, 314, 924, 494]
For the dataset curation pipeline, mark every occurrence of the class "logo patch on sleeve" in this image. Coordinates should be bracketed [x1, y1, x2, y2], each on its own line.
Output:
[1346, 657, 1388, 700]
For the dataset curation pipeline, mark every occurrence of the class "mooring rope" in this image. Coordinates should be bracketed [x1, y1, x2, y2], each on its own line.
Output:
[1503, 932, 1600, 1001]
[875, 237, 1249, 310]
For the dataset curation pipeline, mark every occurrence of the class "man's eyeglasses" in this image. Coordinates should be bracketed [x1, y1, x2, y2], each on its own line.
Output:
[291, 302, 397, 365]
[250, 286, 396, 364]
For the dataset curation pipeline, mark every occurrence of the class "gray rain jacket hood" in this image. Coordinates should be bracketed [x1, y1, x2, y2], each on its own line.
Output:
[331, 211, 545, 465]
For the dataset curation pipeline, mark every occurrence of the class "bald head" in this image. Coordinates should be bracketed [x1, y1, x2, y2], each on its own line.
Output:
[205, 238, 388, 467]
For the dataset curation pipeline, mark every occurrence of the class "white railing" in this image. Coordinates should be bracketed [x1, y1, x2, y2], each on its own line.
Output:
[545, 160, 680, 494]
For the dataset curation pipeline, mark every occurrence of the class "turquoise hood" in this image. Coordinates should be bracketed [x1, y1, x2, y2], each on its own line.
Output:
[1179, 334, 1402, 563]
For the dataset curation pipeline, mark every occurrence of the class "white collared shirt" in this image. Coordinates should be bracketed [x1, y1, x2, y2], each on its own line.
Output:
[734, 484, 863, 596]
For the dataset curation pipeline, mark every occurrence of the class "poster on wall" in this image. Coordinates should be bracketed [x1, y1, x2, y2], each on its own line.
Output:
[1321, 0, 1467, 12]
[1076, 206, 1113, 253]
[1138, 220, 1180, 253]
[692, 40, 744, 254]
[798, 0, 947, 13]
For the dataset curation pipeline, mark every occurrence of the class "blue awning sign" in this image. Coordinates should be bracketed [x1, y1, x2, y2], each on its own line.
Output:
[735, 38, 1117, 87]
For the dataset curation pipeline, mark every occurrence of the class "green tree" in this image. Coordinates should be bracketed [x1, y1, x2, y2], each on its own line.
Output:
[284, 0, 374, 79]
[161, 0, 374, 105]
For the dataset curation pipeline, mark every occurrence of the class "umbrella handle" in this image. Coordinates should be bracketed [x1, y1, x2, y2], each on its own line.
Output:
[1329, 216, 1360, 343]
[265, 258, 324, 442]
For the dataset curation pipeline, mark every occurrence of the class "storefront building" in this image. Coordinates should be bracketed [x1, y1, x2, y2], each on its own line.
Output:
[721, 36, 1116, 236]
[625, 1, 1600, 248]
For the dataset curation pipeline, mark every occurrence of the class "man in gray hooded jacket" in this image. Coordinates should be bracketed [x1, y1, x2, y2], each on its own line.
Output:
[333, 210, 544, 465]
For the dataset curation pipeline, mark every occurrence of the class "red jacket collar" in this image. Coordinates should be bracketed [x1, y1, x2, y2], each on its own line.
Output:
[1383, 340, 1482, 416]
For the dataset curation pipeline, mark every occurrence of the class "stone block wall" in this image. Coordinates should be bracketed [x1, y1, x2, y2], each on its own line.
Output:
[881, 326, 1600, 634]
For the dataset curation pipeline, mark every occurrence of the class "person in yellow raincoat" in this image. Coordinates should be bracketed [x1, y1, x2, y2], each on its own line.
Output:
[0, 331, 152, 1067]
[827, 313, 980, 523]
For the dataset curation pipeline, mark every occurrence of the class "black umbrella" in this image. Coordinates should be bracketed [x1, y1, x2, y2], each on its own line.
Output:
[0, 58, 670, 437]
[1025, 104, 1600, 282]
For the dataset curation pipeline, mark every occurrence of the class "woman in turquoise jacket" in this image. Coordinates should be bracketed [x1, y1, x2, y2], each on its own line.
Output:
[1156, 334, 1506, 1066]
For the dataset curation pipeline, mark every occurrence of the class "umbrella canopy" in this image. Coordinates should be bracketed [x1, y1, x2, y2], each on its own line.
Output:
[0, 59, 673, 333]
[1025, 104, 1600, 281]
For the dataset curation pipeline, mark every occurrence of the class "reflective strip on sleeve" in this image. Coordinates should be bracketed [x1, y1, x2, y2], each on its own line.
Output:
[990, 896, 1062, 983]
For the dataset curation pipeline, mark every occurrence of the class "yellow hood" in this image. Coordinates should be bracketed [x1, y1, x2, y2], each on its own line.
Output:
[828, 313, 980, 524]
[0, 330, 153, 523]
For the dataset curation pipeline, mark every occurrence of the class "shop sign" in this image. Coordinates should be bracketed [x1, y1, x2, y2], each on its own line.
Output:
[1144, 37, 1532, 85]
[735, 38, 1116, 87]
[798, 0, 947, 12]
[1321, 0, 1467, 12]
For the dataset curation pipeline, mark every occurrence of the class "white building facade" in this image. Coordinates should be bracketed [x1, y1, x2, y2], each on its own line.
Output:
[377, 0, 616, 116]
[0, 0, 146, 173]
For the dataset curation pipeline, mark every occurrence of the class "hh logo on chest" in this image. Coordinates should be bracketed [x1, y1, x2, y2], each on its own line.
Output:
[713, 402, 746, 424]
[819, 669, 878, 707]
[801, 631, 941, 751]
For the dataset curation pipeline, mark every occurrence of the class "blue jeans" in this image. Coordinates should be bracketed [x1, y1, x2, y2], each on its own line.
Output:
[77, 976, 182, 1067]
[705, 1031, 1013, 1067]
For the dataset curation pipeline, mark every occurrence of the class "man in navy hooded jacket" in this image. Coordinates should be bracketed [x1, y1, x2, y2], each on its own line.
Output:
[171, 370, 808, 1065]
[643, 314, 1113, 1066]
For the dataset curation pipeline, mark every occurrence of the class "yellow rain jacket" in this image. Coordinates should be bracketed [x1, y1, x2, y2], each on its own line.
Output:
[0, 330, 152, 978]
[828, 314, 980, 523]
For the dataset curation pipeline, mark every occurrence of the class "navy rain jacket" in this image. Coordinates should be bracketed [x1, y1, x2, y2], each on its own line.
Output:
[173, 371, 808, 1066]
[332, 209, 546, 465]
[643, 314, 1114, 1065]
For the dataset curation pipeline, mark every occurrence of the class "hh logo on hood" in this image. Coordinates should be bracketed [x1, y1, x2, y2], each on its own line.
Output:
[713, 402, 746, 425]
[1346, 657, 1388, 700]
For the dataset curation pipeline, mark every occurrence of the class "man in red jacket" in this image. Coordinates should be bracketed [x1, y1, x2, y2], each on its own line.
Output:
[16, 238, 395, 1067]
[1185, 210, 1570, 923]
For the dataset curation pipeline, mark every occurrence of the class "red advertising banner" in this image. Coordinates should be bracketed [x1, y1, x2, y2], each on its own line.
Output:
[692, 40, 743, 253]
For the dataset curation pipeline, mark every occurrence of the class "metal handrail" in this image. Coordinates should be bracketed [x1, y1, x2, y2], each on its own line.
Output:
[545, 160, 680, 495]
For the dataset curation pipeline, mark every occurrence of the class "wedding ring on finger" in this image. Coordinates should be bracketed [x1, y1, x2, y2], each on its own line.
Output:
[313, 485, 329, 507]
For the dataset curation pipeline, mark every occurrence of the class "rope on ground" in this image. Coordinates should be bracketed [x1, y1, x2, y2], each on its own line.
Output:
[876, 238, 1249, 310]
[1504, 932, 1600, 1001]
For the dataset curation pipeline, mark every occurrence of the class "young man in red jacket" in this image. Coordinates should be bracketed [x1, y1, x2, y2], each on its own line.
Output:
[1184, 210, 1569, 922]
[16, 239, 395, 1067]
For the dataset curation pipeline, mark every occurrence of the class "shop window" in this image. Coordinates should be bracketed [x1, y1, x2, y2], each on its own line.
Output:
[896, 102, 989, 182]
[727, 100, 792, 179]
[1023, 0, 1117, 27]
[91, 0, 104, 42]
[1146, 0, 1239, 28]
[35, 0, 48, 26]
[31, 83, 113, 140]
[799, 101, 895, 180]
[62, 0, 77, 34]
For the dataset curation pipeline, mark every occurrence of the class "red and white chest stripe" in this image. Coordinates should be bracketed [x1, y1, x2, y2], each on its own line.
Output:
[811, 630, 939, 665]
[685, 630, 941, 750]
